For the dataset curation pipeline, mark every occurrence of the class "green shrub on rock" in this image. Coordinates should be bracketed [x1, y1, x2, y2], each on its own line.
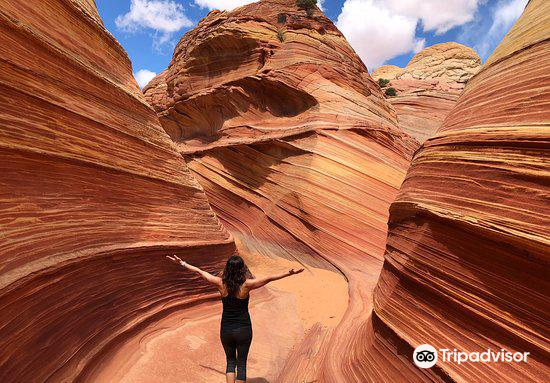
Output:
[277, 29, 285, 42]
[378, 78, 390, 88]
[385, 87, 397, 97]
[296, 0, 317, 16]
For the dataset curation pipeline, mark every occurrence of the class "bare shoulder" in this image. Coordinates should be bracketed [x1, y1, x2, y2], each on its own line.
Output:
[213, 275, 223, 287]
[239, 280, 252, 296]
[218, 282, 227, 297]
[243, 279, 257, 291]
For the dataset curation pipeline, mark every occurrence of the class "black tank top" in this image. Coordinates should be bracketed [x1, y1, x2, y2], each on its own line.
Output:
[221, 294, 251, 330]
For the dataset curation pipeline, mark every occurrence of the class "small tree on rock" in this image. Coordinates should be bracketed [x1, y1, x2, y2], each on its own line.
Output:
[296, 0, 317, 16]
[277, 29, 285, 42]
[385, 87, 397, 97]
[378, 78, 390, 88]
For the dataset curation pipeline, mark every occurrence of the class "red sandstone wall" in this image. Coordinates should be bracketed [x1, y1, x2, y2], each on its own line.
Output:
[0, 1, 233, 381]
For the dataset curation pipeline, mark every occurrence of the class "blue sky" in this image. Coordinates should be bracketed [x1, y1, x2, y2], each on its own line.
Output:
[95, 0, 528, 87]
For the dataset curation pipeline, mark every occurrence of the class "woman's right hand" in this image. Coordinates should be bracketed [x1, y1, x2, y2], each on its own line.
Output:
[166, 255, 186, 267]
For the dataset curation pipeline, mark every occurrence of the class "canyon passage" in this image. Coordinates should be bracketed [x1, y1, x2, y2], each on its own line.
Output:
[0, 0, 548, 382]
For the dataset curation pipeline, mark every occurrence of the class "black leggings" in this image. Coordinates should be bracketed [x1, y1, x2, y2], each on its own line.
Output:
[220, 325, 252, 380]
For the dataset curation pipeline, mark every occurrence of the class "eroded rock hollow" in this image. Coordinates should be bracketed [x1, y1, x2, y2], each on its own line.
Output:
[0, 1, 234, 381]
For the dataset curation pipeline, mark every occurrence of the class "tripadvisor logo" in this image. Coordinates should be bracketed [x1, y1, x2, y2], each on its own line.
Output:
[413, 344, 438, 368]
[413, 344, 530, 369]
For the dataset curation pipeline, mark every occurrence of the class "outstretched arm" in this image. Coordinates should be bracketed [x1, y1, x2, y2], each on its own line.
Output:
[244, 268, 304, 291]
[166, 255, 222, 287]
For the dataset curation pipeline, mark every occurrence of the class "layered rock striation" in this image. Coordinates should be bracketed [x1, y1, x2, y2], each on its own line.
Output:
[372, 42, 482, 143]
[145, 0, 418, 381]
[0, 1, 233, 381]
[144, 0, 401, 153]
[372, 0, 550, 382]
[3, 0, 545, 381]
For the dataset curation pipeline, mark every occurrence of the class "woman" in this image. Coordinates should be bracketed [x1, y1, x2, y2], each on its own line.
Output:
[166, 254, 304, 383]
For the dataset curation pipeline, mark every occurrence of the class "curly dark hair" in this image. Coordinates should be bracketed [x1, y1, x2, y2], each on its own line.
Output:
[222, 255, 251, 296]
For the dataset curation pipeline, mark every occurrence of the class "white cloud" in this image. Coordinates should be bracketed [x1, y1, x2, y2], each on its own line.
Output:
[336, 0, 483, 70]
[116, 0, 193, 48]
[475, 0, 527, 57]
[193, 0, 256, 11]
[383, 0, 481, 35]
[318, 0, 325, 11]
[336, 0, 425, 69]
[134, 69, 157, 88]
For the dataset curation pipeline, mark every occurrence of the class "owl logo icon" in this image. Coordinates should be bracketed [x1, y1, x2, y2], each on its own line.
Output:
[413, 344, 438, 368]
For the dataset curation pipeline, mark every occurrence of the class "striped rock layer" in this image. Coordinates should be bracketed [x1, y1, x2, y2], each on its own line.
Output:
[144, 0, 401, 153]
[372, 42, 482, 143]
[144, 0, 418, 381]
[372, 0, 550, 382]
[0, 1, 233, 381]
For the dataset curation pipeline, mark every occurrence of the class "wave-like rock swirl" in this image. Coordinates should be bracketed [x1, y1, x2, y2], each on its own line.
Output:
[0, 1, 234, 381]
[371, 0, 550, 382]
[144, 0, 419, 381]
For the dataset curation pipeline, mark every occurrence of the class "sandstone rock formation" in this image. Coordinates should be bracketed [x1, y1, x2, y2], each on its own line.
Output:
[372, 0, 550, 382]
[145, 0, 418, 381]
[370, 64, 402, 81]
[3, 0, 547, 381]
[144, 0, 401, 153]
[374, 42, 482, 83]
[0, 1, 233, 381]
[372, 42, 482, 143]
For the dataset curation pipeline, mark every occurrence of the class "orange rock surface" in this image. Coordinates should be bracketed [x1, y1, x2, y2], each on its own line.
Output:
[144, 0, 401, 153]
[3, 0, 547, 381]
[144, 0, 419, 381]
[0, 1, 233, 381]
[372, 0, 550, 382]
[372, 42, 482, 143]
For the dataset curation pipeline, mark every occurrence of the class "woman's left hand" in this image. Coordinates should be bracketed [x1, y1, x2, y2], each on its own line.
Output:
[288, 268, 305, 275]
